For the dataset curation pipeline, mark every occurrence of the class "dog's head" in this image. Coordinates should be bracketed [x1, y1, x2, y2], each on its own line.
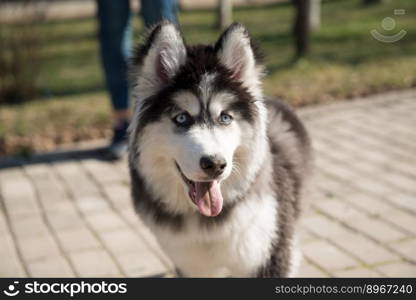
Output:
[129, 22, 266, 217]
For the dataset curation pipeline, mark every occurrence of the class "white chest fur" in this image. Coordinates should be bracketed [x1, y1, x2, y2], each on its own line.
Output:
[142, 194, 278, 277]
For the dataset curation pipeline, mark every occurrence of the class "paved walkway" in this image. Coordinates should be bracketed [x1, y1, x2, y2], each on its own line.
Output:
[1, 90, 415, 277]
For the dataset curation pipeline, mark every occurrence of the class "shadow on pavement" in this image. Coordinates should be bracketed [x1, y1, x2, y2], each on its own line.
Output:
[0, 144, 114, 170]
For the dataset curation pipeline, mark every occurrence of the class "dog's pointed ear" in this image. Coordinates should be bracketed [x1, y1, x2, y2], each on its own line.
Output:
[135, 22, 186, 94]
[215, 23, 259, 84]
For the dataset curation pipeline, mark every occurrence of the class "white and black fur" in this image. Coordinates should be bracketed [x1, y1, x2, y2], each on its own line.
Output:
[128, 22, 312, 277]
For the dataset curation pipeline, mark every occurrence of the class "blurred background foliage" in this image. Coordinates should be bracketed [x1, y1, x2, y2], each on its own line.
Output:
[0, 0, 415, 155]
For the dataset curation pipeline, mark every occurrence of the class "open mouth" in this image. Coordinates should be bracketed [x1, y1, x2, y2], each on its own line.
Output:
[175, 162, 223, 217]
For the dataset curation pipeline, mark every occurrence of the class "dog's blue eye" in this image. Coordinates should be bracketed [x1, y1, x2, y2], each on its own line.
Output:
[219, 113, 233, 125]
[174, 113, 191, 126]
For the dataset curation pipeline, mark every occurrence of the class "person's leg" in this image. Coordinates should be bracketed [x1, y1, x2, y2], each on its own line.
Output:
[140, 0, 178, 28]
[96, 0, 132, 157]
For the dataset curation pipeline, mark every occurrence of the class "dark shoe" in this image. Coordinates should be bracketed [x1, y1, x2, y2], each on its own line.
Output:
[107, 120, 129, 160]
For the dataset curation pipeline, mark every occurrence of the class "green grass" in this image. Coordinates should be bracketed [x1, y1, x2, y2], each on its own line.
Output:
[1, 0, 416, 155]
[0, 92, 110, 155]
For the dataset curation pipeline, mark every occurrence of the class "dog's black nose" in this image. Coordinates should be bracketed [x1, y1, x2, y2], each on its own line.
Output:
[200, 155, 227, 177]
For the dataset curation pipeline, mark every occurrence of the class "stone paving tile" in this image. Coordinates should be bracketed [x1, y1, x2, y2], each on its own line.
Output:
[393, 239, 416, 262]
[375, 262, 416, 277]
[0, 208, 9, 236]
[55, 228, 101, 253]
[82, 159, 126, 185]
[334, 268, 382, 278]
[116, 252, 168, 277]
[302, 240, 359, 272]
[341, 193, 395, 216]
[302, 214, 400, 266]
[0, 206, 26, 277]
[301, 214, 347, 240]
[99, 228, 148, 254]
[101, 183, 132, 209]
[68, 249, 122, 277]
[297, 262, 329, 278]
[84, 210, 127, 233]
[0, 167, 22, 181]
[1, 89, 416, 278]
[0, 173, 41, 217]
[27, 256, 74, 277]
[315, 199, 408, 243]
[347, 177, 395, 199]
[114, 160, 130, 181]
[339, 193, 416, 236]
[131, 218, 176, 271]
[313, 174, 356, 199]
[298, 229, 317, 244]
[10, 215, 49, 239]
[53, 162, 102, 200]
[328, 226, 400, 266]
[46, 210, 85, 232]
[24, 165, 74, 213]
[74, 195, 112, 213]
[388, 192, 416, 215]
[16, 234, 61, 262]
[313, 199, 363, 222]
[382, 210, 416, 236]
[0, 234, 26, 277]
[119, 207, 141, 225]
[345, 216, 407, 243]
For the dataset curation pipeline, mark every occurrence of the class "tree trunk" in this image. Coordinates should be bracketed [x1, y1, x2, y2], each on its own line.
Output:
[309, 0, 321, 31]
[217, 0, 232, 30]
[293, 0, 311, 58]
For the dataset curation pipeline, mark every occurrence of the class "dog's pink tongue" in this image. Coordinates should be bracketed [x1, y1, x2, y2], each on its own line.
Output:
[195, 180, 223, 217]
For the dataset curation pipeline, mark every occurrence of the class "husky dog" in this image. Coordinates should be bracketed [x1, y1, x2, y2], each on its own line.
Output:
[128, 22, 312, 277]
